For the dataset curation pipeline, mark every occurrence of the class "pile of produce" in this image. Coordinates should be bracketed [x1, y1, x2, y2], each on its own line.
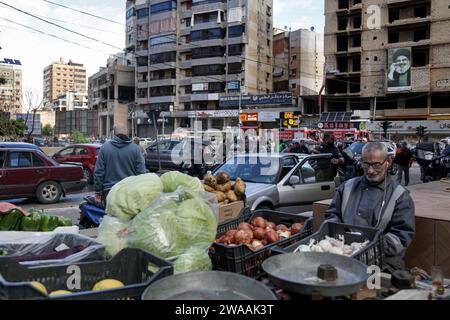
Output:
[215, 217, 305, 251]
[203, 172, 246, 206]
[98, 172, 218, 274]
[294, 236, 370, 256]
[0, 208, 72, 232]
[30, 278, 124, 297]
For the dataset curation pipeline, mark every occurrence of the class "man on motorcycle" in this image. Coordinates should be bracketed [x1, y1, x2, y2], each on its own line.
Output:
[94, 124, 146, 203]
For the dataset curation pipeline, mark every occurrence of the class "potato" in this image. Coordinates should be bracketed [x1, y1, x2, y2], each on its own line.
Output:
[216, 172, 230, 184]
[215, 184, 227, 193]
[204, 184, 215, 193]
[204, 174, 217, 189]
[215, 191, 226, 203]
[226, 190, 239, 202]
[234, 178, 246, 196]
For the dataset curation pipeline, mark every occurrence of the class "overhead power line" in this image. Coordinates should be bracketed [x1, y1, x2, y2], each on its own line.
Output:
[42, 0, 123, 26]
[0, 1, 122, 50]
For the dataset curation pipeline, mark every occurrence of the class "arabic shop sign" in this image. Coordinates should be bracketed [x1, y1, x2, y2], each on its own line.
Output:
[0, 58, 22, 66]
[219, 93, 293, 108]
[281, 112, 301, 128]
[318, 122, 366, 130]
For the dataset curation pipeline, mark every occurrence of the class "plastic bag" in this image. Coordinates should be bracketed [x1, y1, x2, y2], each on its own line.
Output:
[173, 247, 212, 274]
[0, 233, 105, 267]
[127, 187, 219, 260]
[97, 216, 130, 257]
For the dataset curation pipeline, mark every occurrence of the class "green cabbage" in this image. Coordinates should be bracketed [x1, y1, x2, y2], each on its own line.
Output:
[160, 171, 203, 193]
[127, 189, 218, 259]
[173, 247, 212, 274]
[97, 216, 130, 257]
[106, 173, 163, 221]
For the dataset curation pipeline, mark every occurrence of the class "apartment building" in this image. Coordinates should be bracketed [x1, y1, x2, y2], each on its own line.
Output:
[324, 0, 450, 120]
[0, 59, 23, 115]
[43, 58, 87, 108]
[88, 54, 135, 138]
[273, 28, 325, 115]
[126, 0, 273, 136]
[52, 91, 88, 111]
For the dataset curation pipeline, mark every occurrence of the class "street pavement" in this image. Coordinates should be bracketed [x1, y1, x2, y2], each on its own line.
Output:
[1, 164, 423, 223]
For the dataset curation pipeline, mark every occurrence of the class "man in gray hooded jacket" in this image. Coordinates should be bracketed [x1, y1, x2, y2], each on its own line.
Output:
[325, 142, 415, 273]
[94, 124, 146, 202]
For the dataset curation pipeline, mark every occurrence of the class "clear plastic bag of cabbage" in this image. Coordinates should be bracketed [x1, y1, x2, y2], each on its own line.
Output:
[127, 188, 218, 259]
[97, 216, 130, 257]
[105, 173, 163, 221]
[173, 247, 212, 274]
[160, 171, 203, 193]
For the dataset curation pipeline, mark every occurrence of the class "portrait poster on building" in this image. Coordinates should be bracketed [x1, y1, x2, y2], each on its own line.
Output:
[387, 48, 412, 92]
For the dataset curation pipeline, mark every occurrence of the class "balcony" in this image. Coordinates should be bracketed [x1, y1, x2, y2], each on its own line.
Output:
[192, 2, 226, 14]
[137, 66, 148, 73]
[191, 22, 226, 32]
[179, 94, 192, 103]
[149, 62, 176, 71]
[149, 96, 175, 104]
[149, 78, 176, 87]
[179, 77, 192, 86]
[191, 57, 226, 66]
[137, 81, 148, 89]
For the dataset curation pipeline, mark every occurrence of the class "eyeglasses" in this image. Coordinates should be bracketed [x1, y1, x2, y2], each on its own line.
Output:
[362, 160, 387, 170]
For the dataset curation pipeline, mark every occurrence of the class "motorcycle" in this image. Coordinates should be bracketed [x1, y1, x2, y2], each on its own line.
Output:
[78, 190, 109, 229]
[415, 142, 449, 183]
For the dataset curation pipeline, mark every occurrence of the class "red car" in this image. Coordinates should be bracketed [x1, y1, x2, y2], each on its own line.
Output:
[52, 144, 101, 184]
[0, 148, 86, 204]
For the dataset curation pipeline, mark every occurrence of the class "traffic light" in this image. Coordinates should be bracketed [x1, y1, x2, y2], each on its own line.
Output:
[381, 121, 392, 139]
[416, 126, 427, 139]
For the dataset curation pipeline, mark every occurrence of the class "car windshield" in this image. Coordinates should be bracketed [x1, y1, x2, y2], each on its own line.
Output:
[215, 156, 280, 184]
[349, 142, 365, 155]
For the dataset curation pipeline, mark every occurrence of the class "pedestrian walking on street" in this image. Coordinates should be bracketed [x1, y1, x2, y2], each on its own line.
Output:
[94, 124, 146, 204]
[395, 141, 413, 186]
[134, 137, 148, 158]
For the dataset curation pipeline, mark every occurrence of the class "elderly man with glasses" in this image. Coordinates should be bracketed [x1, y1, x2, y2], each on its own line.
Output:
[325, 142, 416, 273]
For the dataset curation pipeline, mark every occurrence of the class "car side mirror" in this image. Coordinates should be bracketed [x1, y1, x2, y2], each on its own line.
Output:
[288, 176, 300, 185]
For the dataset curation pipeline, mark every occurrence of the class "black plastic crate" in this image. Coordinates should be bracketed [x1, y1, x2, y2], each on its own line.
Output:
[272, 222, 384, 268]
[209, 209, 313, 279]
[0, 248, 173, 300]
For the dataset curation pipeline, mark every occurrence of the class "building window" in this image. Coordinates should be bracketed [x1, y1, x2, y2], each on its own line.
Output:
[150, 51, 176, 64]
[192, 64, 225, 76]
[227, 63, 242, 74]
[151, 1, 176, 14]
[191, 28, 225, 41]
[191, 46, 225, 59]
[228, 25, 245, 37]
[228, 44, 243, 56]
[150, 34, 176, 47]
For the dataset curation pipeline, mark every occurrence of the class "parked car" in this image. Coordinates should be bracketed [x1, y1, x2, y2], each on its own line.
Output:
[52, 144, 101, 184]
[33, 137, 48, 147]
[145, 139, 217, 177]
[212, 153, 337, 213]
[139, 138, 153, 147]
[0, 148, 86, 204]
[0, 142, 42, 152]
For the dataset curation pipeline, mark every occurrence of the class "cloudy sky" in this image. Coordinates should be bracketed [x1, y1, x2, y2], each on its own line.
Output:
[0, 0, 324, 98]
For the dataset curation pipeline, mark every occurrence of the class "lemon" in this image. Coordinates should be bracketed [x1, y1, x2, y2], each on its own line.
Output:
[49, 290, 72, 297]
[92, 279, 124, 291]
[30, 281, 48, 295]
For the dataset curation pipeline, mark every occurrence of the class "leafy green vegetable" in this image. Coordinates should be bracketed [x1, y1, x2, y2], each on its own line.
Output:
[173, 247, 212, 274]
[57, 216, 73, 227]
[0, 210, 23, 231]
[106, 173, 164, 221]
[97, 216, 130, 257]
[20, 212, 42, 231]
[160, 171, 203, 193]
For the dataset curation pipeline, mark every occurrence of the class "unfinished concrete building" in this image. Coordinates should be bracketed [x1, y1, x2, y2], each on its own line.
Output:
[273, 28, 324, 115]
[324, 0, 450, 120]
[126, 0, 273, 136]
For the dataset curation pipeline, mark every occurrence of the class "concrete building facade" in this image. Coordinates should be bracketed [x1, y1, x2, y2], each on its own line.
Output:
[0, 60, 23, 114]
[126, 0, 274, 137]
[88, 54, 135, 138]
[273, 28, 324, 115]
[324, 0, 450, 120]
[53, 91, 88, 111]
[43, 58, 87, 108]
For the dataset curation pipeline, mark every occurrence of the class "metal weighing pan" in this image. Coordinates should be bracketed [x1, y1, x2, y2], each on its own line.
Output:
[141, 271, 277, 300]
[262, 252, 369, 297]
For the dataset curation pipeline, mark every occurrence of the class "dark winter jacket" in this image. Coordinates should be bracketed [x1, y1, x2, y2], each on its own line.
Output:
[94, 134, 146, 192]
[325, 176, 416, 272]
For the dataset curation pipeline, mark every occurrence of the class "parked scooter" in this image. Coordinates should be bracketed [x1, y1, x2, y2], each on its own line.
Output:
[415, 142, 449, 183]
[79, 190, 109, 229]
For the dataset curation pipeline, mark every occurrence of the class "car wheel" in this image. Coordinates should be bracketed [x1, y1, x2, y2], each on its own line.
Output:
[83, 167, 93, 184]
[36, 181, 62, 204]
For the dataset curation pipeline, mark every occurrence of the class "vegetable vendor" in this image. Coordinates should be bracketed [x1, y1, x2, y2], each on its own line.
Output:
[325, 142, 416, 273]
